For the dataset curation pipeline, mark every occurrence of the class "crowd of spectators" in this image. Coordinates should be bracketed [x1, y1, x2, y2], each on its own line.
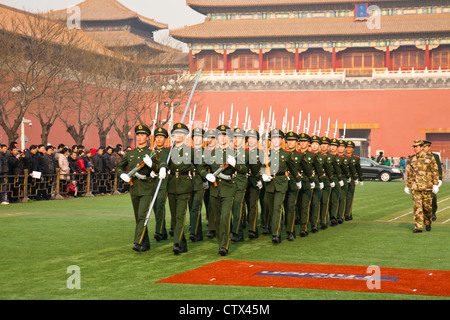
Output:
[0, 141, 131, 204]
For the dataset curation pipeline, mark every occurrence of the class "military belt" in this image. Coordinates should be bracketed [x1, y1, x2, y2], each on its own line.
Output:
[170, 171, 190, 178]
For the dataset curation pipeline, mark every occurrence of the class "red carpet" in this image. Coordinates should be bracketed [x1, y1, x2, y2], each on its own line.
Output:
[157, 260, 450, 297]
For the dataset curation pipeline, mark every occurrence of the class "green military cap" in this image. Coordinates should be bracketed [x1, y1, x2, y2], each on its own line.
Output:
[298, 133, 310, 142]
[413, 140, 424, 147]
[268, 128, 284, 140]
[321, 137, 331, 144]
[216, 124, 231, 135]
[171, 122, 189, 134]
[423, 140, 432, 146]
[154, 127, 168, 138]
[338, 139, 347, 147]
[192, 127, 205, 138]
[233, 127, 245, 137]
[205, 129, 217, 138]
[135, 124, 151, 136]
[285, 131, 299, 141]
[346, 140, 356, 148]
[330, 138, 339, 146]
[246, 128, 260, 140]
[310, 135, 321, 144]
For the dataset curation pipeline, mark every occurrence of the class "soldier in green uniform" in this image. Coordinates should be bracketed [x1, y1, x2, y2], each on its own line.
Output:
[336, 139, 353, 223]
[328, 138, 346, 226]
[344, 141, 364, 221]
[230, 128, 249, 242]
[405, 140, 440, 232]
[423, 140, 443, 221]
[245, 129, 263, 239]
[151, 127, 170, 241]
[283, 131, 307, 240]
[189, 127, 206, 242]
[311, 136, 336, 229]
[296, 133, 319, 236]
[203, 129, 216, 237]
[262, 129, 303, 243]
[167, 123, 198, 255]
[200, 125, 246, 256]
[260, 132, 270, 232]
[116, 124, 166, 252]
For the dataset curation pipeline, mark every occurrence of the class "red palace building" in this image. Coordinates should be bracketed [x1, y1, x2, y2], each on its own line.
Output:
[170, 0, 450, 159]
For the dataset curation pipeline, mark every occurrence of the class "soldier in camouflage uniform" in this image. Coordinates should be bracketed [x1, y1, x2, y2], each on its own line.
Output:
[405, 140, 440, 232]
[423, 140, 443, 221]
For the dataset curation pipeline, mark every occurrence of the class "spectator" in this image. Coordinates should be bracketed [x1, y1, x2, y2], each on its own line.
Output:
[0, 144, 9, 204]
[58, 147, 70, 181]
[83, 149, 94, 172]
[68, 151, 82, 174]
[384, 156, 391, 166]
[44, 146, 56, 175]
[376, 151, 384, 165]
[91, 147, 105, 173]
[104, 146, 116, 173]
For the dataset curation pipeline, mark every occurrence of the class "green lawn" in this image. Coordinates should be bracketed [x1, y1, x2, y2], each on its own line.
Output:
[0, 180, 449, 300]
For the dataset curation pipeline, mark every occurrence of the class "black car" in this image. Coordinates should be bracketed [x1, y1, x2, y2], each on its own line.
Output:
[359, 157, 404, 182]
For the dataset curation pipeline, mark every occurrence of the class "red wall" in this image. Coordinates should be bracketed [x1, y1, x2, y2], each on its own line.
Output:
[192, 88, 450, 158]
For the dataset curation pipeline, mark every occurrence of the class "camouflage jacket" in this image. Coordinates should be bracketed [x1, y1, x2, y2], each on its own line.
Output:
[406, 151, 439, 191]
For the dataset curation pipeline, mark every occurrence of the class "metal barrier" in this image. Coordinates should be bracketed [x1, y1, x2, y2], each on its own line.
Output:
[0, 169, 128, 203]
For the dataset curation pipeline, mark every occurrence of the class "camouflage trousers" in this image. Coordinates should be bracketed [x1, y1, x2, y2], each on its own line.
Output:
[412, 190, 433, 230]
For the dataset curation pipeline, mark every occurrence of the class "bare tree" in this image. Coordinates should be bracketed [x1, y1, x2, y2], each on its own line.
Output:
[0, 9, 84, 145]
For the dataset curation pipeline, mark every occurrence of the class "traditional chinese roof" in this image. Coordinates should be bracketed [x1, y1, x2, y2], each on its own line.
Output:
[171, 12, 450, 42]
[48, 0, 167, 31]
[0, 4, 118, 58]
[187, 0, 409, 14]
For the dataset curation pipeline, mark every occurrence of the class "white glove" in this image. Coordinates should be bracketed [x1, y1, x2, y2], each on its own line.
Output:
[206, 173, 216, 183]
[135, 172, 146, 180]
[150, 171, 158, 178]
[203, 181, 209, 190]
[310, 182, 315, 189]
[339, 180, 344, 187]
[347, 178, 352, 183]
[256, 181, 263, 189]
[355, 180, 359, 184]
[438, 180, 442, 188]
[330, 181, 335, 188]
[262, 174, 272, 182]
[404, 187, 410, 195]
[296, 181, 302, 190]
[120, 173, 130, 183]
[432, 185, 439, 195]
[319, 182, 324, 190]
[360, 181, 364, 186]
[159, 167, 167, 179]
[227, 155, 236, 167]
[143, 154, 152, 168]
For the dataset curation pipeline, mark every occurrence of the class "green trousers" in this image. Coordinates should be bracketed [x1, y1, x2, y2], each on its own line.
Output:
[309, 185, 322, 229]
[264, 191, 287, 238]
[320, 180, 331, 226]
[153, 188, 168, 236]
[298, 182, 312, 232]
[337, 181, 348, 220]
[329, 183, 340, 221]
[231, 188, 247, 237]
[168, 192, 190, 249]
[245, 186, 260, 233]
[131, 194, 152, 247]
[189, 189, 204, 237]
[210, 194, 234, 250]
[284, 189, 299, 234]
[345, 181, 355, 218]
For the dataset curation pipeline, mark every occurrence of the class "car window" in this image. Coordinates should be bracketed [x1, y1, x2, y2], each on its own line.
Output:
[360, 158, 371, 167]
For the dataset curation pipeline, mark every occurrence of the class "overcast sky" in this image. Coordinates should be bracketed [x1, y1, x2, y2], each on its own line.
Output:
[0, 0, 206, 51]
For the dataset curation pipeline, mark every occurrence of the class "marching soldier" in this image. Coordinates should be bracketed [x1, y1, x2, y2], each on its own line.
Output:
[297, 133, 320, 236]
[167, 123, 198, 255]
[117, 124, 166, 252]
[189, 127, 206, 242]
[152, 127, 170, 241]
[283, 131, 311, 240]
[405, 140, 440, 232]
[262, 129, 303, 244]
[423, 140, 443, 221]
[203, 129, 217, 237]
[328, 138, 346, 226]
[336, 140, 353, 223]
[245, 129, 263, 239]
[230, 128, 249, 242]
[345, 141, 364, 221]
[260, 132, 270, 231]
[311, 136, 336, 229]
[200, 125, 246, 256]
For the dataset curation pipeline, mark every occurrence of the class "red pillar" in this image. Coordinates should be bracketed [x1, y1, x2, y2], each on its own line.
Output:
[259, 49, 263, 73]
[332, 47, 336, 71]
[223, 49, 227, 73]
[425, 44, 431, 69]
[386, 46, 391, 70]
[295, 48, 299, 72]
[189, 49, 193, 73]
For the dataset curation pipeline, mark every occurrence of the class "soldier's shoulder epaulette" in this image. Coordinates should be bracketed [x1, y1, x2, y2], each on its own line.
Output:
[346, 154, 352, 157]
[354, 155, 360, 158]
[245, 148, 249, 151]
